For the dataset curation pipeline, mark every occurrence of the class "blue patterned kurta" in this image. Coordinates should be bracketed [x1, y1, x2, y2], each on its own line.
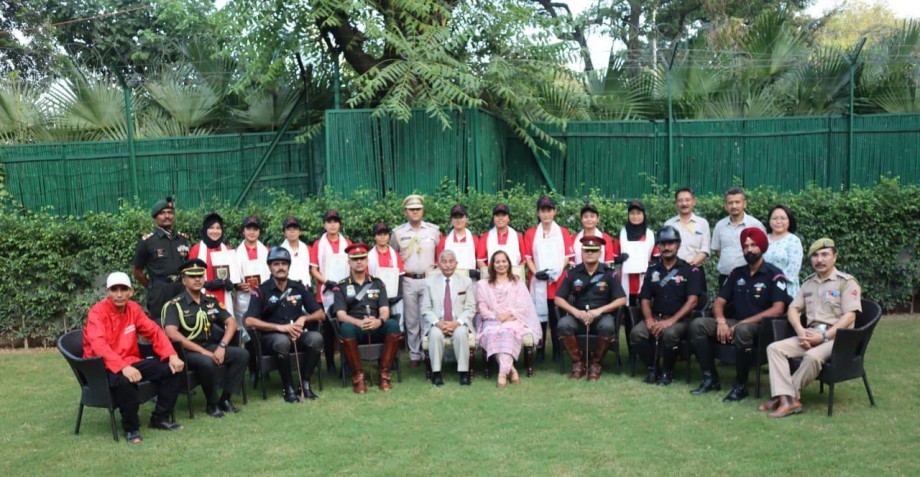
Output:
[764, 233, 803, 298]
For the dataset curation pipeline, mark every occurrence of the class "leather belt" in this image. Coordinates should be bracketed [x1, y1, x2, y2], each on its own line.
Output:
[405, 273, 426, 279]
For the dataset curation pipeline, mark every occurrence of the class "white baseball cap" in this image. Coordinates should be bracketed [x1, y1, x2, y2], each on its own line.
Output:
[106, 272, 133, 290]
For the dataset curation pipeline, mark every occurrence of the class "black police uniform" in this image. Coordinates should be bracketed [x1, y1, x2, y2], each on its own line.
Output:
[162, 291, 249, 407]
[333, 275, 401, 341]
[555, 263, 626, 337]
[690, 261, 789, 387]
[245, 278, 324, 388]
[630, 258, 704, 374]
[133, 227, 189, 319]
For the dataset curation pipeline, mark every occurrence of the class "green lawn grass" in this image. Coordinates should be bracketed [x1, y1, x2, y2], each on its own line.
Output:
[2, 317, 918, 476]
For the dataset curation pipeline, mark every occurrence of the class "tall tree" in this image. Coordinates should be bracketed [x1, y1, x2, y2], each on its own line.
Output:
[227, 0, 585, 154]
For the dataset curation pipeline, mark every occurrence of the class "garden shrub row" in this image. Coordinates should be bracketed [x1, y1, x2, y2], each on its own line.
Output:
[1, 178, 917, 347]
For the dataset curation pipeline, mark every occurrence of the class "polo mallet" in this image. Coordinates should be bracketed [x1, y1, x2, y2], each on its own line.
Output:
[290, 320, 305, 402]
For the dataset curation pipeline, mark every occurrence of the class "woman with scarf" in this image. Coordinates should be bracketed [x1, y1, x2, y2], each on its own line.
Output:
[476, 250, 543, 388]
[523, 196, 574, 363]
[188, 212, 236, 314]
[611, 200, 659, 306]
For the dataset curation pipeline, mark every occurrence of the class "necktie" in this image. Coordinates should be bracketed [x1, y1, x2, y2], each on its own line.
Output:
[444, 278, 453, 321]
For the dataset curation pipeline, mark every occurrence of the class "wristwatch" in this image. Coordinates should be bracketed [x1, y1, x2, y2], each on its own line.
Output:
[219, 341, 228, 348]
[820, 331, 828, 343]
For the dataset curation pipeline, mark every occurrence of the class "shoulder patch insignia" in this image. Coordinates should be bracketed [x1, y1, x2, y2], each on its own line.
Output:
[142, 233, 153, 240]
[179, 232, 189, 239]
[772, 274, 786, 282]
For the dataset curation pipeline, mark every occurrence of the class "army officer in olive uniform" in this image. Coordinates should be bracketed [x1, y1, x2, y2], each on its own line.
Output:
[132, 196, 190, 318]
[163, 259, 249, 417]
[333, 243, 402, 394]
[554, 235, 627, 381]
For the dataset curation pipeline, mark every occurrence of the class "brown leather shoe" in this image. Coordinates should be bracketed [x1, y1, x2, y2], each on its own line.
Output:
[560, 336, 585, 380]
[379, 334, 401, 392]
[769, 396, 803, 418]
[341, 338, 366, 394]
[758, 396, 782, 412]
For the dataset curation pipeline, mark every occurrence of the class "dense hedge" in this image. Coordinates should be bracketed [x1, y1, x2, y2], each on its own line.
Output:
[1, 178, 917, 347]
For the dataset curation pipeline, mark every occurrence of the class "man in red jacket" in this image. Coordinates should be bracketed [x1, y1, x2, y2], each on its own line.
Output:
[83, 272, 185, 444]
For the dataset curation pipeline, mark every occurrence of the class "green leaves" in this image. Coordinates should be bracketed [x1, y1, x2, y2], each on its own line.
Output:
[2, 179, 918, 346]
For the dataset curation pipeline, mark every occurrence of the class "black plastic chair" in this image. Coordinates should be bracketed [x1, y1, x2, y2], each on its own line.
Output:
[772, 299, 881, 416]
[58, 330, 158, 442]
[247, 327, 323, 400]
[325, 306, 402, 388]
[559, 306, 624, 376]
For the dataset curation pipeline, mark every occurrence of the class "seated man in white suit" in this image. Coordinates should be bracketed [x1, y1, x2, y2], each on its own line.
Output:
[421, 250, 476, 386]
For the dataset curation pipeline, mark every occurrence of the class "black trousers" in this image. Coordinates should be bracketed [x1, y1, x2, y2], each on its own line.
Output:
[184, 345, 249, 404]
[107, 358, 180, 433]
[260, 331, 323, 382]
[146, 281, 184, 322]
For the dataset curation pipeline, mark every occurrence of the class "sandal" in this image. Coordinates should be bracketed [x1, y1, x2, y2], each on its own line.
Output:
[124, 431, 143, 444]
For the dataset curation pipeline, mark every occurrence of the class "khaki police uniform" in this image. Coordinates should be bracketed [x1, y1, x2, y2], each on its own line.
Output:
[767, 269, 861, 398]
[391, 220, 441, 360]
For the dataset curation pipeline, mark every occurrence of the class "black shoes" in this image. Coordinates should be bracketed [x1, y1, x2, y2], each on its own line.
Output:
[459, 372, 471, 386]
[300, 381, 319, 400]
[643, 369, 658, 384]
[124, 430, 143, 444]
[723, 384, 749, 402]
[205, 404, 225, 418]
[219, 399, 240, 414]
[656, 372, 674, 386]
[690, 372, 721, 395]
[432, 372, 444, 387]
[149, 417, 183, 431]
[282, 385, 300, 403]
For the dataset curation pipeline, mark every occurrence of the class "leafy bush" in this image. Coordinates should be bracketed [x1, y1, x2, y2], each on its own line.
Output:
[1, 178, 917, 347]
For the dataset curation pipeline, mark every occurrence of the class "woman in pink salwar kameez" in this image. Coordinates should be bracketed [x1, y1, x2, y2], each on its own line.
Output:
[476, 250, 543, 388]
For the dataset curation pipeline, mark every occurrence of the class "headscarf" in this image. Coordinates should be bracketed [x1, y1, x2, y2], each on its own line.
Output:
[624, 201, 648, 241]
[200, 212, 225, 249]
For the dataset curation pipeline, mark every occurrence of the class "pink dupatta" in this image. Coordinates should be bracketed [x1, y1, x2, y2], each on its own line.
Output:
[475, 278, 543, 342]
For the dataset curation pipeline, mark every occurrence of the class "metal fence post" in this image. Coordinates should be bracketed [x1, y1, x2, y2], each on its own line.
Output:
[845, 38, 867, 190]
[663, 44, 680, 190]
